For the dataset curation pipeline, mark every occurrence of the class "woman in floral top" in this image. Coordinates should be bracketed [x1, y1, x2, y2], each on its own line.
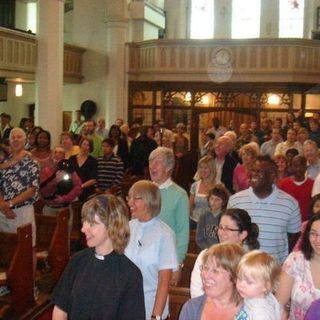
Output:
[276, 215, 320, 319]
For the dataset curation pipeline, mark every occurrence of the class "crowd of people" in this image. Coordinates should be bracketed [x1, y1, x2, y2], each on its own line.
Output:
[1, 110, 320, 319]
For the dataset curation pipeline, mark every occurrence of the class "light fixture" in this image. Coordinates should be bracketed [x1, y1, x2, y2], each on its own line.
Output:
[201, 95, 209, 105]
[185, 92, 192, 102]
[15, 84, 23, 97]
[267, 94, 280, 105]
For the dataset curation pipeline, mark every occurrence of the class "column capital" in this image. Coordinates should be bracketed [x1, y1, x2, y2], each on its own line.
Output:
[104, 16, 129, 28]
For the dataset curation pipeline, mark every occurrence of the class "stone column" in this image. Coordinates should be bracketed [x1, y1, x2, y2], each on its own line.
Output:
[260, 0, 279, 38]
[35, 0, 64, 146]
[164, 0, 188, 39]
[214, 0, 232, 39]
[104, 13, 129, 124]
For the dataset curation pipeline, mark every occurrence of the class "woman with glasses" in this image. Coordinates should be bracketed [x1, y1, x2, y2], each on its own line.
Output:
[125, 180, 178, 320]
[276, 215, 320, 319]
[179, 243, 245, 320]
[51, 194, 145, 319]
[191, 208, 260, 298]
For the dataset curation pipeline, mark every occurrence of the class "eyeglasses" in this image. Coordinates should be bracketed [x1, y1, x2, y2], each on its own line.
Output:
[215, 225, 241, 234]
[199, 264, 228, 276]
[126, 196, 143, 202]
[309, 231, 320, 240]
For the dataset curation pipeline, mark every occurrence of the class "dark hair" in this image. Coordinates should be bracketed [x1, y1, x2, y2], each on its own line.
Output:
[301, 215, 320, 260]
[60, 131, 75, 143]
[109, 125, 121, 139]
[102, 138, 115, 148]
[206, 132, 216, 140]
[310, 194, 320, 216]
[285, 148, 299, 158]
[35, 130, 51, 148]
[208, 184, 230, 210]
[30, 126, 43, 136]
[220, 208, 260, 250]
[257, 155, 277, 174]
[79, 136, 94, 153]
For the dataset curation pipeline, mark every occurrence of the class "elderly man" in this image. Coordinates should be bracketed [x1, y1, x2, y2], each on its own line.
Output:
[303, 139, 320, 180]
[228, 156, 301, 263]
[213, 135, 238, 193]
[149, 147, 189, 286]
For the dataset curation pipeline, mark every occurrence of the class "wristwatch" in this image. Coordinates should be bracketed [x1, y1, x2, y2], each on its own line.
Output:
[151, 315, 161, 320]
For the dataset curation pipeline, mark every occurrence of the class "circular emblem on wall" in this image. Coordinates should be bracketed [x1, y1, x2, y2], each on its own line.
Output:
[207, 47, 233, 83]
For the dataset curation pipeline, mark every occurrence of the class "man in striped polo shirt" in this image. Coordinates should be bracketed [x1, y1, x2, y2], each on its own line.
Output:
[228, 156, 301, 263]
[96, 138, 124, 195]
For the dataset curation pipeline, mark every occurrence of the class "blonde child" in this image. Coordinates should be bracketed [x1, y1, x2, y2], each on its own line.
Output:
[236, 250, 282, 320]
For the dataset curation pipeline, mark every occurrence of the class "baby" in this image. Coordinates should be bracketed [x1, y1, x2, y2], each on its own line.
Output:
[236, 250, 282, 320]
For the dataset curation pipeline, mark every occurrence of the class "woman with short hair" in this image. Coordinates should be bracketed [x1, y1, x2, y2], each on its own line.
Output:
[125, 180, 178, 320]
[51, 194, 145, 320]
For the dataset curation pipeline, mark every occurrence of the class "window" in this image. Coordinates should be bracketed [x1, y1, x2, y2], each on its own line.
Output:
[190, 0, 214, 39]
[232, 0, 261, 39]
[279, 0, 304, 38]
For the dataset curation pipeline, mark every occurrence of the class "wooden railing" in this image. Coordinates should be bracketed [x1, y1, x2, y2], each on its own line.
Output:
[0, 27, 85, 83]
[127, 38, 320, 83]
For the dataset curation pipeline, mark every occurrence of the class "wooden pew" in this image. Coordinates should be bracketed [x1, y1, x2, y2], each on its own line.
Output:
[188, 229, 201, 254]
[179, 253, 198, 288]
[169, 287, 190, 320]
[0, 224, 35, 317]
[35, 209, 70, 285]
[70, 201, 85, 249]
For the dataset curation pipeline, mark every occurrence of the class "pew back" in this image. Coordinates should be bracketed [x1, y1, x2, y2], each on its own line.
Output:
[0, 224, 35, 317]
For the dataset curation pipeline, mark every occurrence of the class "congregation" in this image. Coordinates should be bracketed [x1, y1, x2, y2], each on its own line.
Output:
[0, 110, 320, 320]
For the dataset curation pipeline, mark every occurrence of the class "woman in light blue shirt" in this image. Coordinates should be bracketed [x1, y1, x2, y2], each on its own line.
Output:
[125, 180, 178, 320]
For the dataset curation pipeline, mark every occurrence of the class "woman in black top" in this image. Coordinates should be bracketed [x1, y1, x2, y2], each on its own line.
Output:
[51, 194, 145, 320]
[69, 137, 97, 202]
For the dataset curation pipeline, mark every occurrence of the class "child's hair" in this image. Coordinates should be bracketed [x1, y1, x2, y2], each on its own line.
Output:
[237, 250, 281, 293]
[207, 184, 230, 210]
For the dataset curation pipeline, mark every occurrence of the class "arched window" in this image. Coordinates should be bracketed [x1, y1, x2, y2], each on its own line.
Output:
[279, 0, 304, 38]
[232, 0, 261, 39]
[190, 0, 214, 39]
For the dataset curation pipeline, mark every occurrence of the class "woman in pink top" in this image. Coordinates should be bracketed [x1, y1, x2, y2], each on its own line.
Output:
[233, 142, 259, 192]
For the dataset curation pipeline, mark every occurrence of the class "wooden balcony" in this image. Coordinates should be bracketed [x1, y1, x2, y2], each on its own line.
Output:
[127, 38, 320, 84]
[0, 27, 85, 83]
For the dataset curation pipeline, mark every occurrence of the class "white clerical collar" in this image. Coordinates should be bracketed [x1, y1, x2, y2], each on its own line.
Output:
[158, 177, 173, 189]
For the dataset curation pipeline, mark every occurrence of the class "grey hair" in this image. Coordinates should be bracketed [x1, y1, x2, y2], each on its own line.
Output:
[9, 127, 27, 141]
[303, 139, 318, 148]
[149, 147, 175, 172]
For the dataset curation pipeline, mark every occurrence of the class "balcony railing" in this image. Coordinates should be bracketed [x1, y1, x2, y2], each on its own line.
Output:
[127, 38, 320, 83]
[0, 27, 85, 83]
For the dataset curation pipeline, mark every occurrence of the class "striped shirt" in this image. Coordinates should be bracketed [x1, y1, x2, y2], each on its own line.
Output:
[97, 153, 124, 191]
[228, 186, 301, 263]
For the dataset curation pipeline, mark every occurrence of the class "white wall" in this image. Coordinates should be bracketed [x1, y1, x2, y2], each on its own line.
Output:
[0, 83, 35, 127]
